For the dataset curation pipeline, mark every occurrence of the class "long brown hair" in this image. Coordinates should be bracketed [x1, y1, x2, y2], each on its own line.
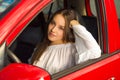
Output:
[31, 9, 79, 64]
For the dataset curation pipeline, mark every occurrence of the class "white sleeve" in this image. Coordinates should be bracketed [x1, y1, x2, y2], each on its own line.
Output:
[73, 24, 101, 64]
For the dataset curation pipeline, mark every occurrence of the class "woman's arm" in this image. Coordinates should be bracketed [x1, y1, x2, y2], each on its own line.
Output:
[70, 20, 101, 64]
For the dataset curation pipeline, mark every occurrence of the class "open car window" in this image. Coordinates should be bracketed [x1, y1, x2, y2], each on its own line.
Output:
[8, 0, 103, 77]
[0, 0, 20, 19]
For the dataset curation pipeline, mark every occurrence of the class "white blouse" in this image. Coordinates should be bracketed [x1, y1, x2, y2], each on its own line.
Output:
[33, 24, 101, 75]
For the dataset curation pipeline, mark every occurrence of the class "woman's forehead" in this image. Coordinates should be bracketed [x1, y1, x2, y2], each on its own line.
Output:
[53, 14, 65, 27]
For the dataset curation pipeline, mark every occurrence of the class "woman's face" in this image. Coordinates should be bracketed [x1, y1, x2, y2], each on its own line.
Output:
[48, 14, 65, 45]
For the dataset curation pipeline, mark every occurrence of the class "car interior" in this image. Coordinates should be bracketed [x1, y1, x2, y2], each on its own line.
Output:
[9, 12, 46, 63]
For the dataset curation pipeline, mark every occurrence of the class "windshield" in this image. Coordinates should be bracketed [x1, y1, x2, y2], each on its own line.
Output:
[0, 0, 20, 19]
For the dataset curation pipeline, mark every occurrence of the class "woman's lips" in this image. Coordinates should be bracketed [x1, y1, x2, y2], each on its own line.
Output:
[48, 32, 56, 37]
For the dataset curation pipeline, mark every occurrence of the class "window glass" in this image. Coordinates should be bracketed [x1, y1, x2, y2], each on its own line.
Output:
[0, 0, 20, 19]
[114, 0, 120, 26]
[114, 0, 120, 18]
[90, 0, 97, 16]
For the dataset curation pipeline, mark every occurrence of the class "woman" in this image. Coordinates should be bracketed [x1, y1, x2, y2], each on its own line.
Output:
[30, 9, 101, 74]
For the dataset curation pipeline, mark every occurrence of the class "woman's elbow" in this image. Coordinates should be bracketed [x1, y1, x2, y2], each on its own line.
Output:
[94, 47, 101, 58]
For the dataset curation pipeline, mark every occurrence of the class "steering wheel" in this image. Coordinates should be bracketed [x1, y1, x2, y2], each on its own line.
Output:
[6, 47, 22, 63]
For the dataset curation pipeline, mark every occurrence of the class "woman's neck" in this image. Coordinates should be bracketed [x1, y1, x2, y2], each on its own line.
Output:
[50, 41, 67, 45]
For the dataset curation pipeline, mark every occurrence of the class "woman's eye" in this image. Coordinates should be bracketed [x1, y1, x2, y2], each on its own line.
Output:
[59, 26, 64, 30]
[50, 21, 55, 25]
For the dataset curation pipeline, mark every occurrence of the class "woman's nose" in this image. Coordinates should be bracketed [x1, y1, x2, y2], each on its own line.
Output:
[51, 26, 57, 32]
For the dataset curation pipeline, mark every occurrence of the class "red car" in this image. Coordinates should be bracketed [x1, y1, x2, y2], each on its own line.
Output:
[0, 0, 120, 80]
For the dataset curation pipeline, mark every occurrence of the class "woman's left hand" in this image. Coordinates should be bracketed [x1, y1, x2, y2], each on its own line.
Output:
[70, 20, 80, 28]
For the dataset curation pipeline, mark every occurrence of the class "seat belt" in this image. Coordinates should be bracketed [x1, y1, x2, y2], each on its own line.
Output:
[47, 3, 53, 21]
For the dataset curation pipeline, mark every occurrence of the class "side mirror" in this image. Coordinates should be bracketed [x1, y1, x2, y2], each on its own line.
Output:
[0, 63, 51, 80]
